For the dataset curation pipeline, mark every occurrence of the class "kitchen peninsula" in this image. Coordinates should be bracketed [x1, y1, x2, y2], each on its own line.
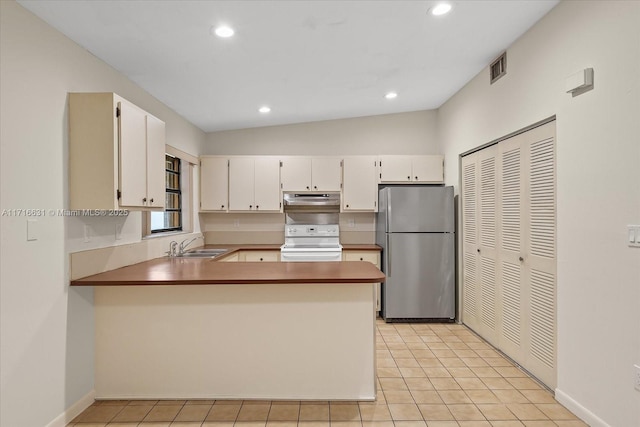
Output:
[71, 247, 384, 401]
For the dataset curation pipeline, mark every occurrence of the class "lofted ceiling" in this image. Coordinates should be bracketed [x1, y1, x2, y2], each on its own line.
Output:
[18, 0, 558, 132]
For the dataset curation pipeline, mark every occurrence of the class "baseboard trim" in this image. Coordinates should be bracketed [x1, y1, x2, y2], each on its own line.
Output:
[45, 389, 95, 427]
[555, 388, 609, 427]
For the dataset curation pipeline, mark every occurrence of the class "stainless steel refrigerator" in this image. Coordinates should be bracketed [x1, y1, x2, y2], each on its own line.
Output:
[376, 186, 455, 321]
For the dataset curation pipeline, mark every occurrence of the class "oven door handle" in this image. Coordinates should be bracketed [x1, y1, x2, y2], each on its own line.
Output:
[281, 252, 342, 262]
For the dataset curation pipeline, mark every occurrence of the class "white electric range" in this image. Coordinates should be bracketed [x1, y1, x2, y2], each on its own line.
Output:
[280, 224, 343, 262]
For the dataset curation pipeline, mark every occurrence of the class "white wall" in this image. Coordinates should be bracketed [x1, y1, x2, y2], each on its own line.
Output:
[437, 1, 640, 426]
[204, 109, 438, 155]
[0, 2, 206, 426]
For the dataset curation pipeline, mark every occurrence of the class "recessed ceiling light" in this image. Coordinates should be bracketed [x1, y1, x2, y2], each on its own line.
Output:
[430, 3, 452, 16]
[385, 92, 398, 99]
[259, 106, 271, 114]
[213, 25, 234, 38]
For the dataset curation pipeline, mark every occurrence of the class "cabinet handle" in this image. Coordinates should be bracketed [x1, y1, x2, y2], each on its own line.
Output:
[150, 198, 154, 203]
[360, 257, 364, 261]
[143, 197, 147, 203]
[477, 249, 480, 253]
[407, 176, 411, 180]
[519, 256, 524, 262]
[260, 257, 264, 261]
[256, 205, 259, 209]
[221, 205, 225, 209]
[249, 205, 253, 209]
[314, 186, 317, 190]
[346, 204, 350, 208]
[415, 176, 418, 180]
[306, 186, 310, 190]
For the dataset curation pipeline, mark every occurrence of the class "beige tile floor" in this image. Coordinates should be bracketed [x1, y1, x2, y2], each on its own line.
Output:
[67, 320, 588, 427]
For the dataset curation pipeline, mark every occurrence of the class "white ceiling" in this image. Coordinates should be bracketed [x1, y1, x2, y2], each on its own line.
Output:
[18, 0, 558, 132]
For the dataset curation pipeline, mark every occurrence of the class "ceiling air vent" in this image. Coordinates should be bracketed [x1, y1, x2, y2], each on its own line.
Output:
[490, 52, 507, 84]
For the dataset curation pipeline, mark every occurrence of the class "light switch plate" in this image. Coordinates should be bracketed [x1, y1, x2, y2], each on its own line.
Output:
[628, 225, 640, 248]
[27, 219, 38, 241]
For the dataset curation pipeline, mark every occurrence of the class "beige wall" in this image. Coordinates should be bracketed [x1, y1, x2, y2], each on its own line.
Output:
[204, 109, 438, 155]
[438, 1, 640, 426]
[0, 2, 206, 426]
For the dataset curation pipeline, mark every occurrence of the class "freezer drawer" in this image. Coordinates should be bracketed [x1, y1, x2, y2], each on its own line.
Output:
[381, 233, 455, 320]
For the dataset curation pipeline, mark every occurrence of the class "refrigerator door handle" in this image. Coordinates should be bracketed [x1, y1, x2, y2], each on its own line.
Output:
[386, 233, 391, 277]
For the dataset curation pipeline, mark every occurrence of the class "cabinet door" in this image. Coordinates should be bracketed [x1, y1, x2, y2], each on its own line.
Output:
[412, 155, 444, 183]
[343, 251, 381, 311]
[200, 157, 228, 211]
[145, 115, 166, 209]
[229, 158, 255, 211]
[311, 158, 342, 191]
[244, 251, 280, 262]
[254, 157, 281, 211]
[280, 157, 311, 191]
[379, 156, 412, 182]
[342, 157, 377, 211]
[118, 100, 148, 207]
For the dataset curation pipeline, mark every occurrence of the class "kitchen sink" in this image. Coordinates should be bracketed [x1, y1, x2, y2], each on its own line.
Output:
[175, 248, 228, 258]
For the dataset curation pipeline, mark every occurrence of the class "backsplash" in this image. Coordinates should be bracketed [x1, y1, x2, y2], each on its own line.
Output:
[201, 212, 376, 245]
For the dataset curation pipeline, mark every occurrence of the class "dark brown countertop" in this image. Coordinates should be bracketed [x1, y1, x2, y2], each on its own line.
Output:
[71, 244, 383, 287]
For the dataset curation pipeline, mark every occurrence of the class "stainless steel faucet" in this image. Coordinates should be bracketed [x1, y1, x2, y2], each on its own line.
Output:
[167, 240, 178, 257]
[178, 236, 204, 255]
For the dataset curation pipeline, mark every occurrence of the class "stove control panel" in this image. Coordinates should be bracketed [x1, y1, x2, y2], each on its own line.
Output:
[285, 224, 339, 237]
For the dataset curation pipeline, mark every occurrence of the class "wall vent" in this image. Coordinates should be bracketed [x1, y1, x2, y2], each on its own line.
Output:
[490, 52, 507, 84]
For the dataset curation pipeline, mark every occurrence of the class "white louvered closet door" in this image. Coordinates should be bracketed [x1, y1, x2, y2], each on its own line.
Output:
[497, 133, 526, 362]
[477, 145, 500, 346]
[461, 155, 481, 332]
[461, 120, 556, 389]
[461, 146, 500, 346]
[523, 121, 557, 388]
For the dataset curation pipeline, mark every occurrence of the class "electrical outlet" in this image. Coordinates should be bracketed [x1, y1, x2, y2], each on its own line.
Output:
[83, 224, 91, 243]
[634, 364, 640, 391]
[348, 218, 355, 228]
[233, 219, 240, 228]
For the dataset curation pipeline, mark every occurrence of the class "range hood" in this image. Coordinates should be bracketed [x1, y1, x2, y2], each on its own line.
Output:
[283, 192, 340, 213]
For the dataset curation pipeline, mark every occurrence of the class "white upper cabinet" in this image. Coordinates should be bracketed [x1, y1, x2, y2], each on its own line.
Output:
[342, 156, 378, 211]
[280, 157, 342, 191]
[200, 157, 228, 211]
[144, 115, 166, 208]
[69, 92, 165, 210]
[379, 155, 444, 183]
[229, 157, 280, 211]
[311, 158, 342, 191]
[254, 157, 281, 211]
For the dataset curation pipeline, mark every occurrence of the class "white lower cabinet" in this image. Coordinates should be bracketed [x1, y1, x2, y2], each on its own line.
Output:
[343, 251, 381, 312]
[242, 251, 280, 262]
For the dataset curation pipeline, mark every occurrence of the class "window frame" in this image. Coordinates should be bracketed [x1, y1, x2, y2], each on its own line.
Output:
[143, 146, 197, 238]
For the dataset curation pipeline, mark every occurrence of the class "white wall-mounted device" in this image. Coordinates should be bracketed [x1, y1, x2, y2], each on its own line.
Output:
[565, 68, 594, 94]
